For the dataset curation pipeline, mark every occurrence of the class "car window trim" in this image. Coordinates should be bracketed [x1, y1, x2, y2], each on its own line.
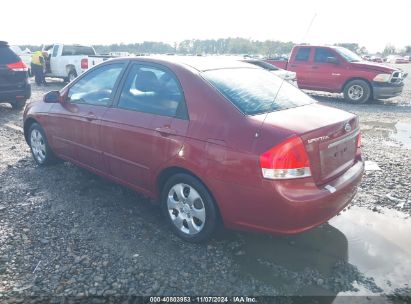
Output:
[112, 60, 189, 120]
[66, 61, 129, 108]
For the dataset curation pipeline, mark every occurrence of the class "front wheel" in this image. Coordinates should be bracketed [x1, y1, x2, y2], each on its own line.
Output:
[343, 80, 371, 104]
[28, 123, 59, 166]
[161, 173, 218, 242]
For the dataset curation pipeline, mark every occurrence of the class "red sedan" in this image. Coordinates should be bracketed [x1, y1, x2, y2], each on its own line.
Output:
[23, 57, 364, 242]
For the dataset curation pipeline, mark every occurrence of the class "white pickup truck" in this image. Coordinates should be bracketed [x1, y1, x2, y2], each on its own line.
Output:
[42, 44, 112, 82]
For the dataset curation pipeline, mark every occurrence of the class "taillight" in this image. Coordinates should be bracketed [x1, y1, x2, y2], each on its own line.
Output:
[7, 61, 28, 72]
[81, 58, 88, 69]
[259, 136, 311, 180]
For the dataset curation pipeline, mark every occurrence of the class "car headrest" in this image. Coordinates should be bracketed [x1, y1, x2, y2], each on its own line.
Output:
[135, 70, 159, 92]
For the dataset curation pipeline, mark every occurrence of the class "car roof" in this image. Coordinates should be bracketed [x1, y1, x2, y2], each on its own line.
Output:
[125, 55, 258, 72]
[0, 41, 9, 47]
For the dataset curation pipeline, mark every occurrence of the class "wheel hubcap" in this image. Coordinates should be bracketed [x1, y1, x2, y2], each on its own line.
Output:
[167, 183, 205, 235]
[30, 129, 46, 163]
[348, 85, 364, 101]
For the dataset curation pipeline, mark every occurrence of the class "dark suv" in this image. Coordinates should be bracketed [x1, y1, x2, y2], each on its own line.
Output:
[0, 41, 31, 109]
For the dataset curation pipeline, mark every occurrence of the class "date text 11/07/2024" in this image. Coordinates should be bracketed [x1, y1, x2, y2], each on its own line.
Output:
[149, 296, 257, 303]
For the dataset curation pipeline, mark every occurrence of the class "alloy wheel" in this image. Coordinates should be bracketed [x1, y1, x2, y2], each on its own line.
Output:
[348, 85, 364, 101]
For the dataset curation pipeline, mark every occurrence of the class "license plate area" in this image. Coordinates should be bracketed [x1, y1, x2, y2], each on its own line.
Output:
[319, 135, 356, 180]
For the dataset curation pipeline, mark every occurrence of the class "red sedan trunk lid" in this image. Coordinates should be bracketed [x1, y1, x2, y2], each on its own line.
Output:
[258, 103, 359, 185]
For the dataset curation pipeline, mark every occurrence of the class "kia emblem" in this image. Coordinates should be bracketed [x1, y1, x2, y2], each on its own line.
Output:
[344, 123, 352, 132]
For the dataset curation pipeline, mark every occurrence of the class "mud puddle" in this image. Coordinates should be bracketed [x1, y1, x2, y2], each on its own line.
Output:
[390, 122, 411, 149]
[226, 206, 411, 297]
[361, 120, 411, 149]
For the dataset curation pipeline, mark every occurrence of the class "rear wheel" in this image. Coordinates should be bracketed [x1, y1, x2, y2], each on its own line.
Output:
[161, 173, 218, 242]
[68, 70, 77, 82]
[28, 123, 59, 166]
[10, 99, 26, 110]
[343, 80, 371, 104]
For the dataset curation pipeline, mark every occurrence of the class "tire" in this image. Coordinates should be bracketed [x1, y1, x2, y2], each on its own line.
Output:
[28, 123, 59, 166]
[68, 70, 77, 82]
[161, 173, 218, 242]
[343, 80, 371, 104]
[11, 99, 27, 110]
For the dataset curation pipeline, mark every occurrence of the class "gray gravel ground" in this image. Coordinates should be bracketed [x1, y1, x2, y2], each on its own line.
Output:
[1, 64, 411, 303]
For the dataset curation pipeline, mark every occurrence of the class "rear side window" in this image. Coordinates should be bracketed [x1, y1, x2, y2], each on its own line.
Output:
[314, 48, 336, 63]
[52, 45, 59, 57]
[203, 68, 315, 115]
[0, 46, 20, 64]
[295, 47, 311, 61]
[117, 64, 186, 118]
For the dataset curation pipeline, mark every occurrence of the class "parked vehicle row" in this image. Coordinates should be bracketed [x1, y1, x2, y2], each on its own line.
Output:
[23, 56, 364, 242]
[0, 41, 31, 109]
[267, 45, 407, 103]
[385, 55, 410, 64]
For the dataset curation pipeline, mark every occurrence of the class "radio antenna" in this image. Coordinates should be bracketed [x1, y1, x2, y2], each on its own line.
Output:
[303, 13, 317, 42]
[255, 13, 318, 139]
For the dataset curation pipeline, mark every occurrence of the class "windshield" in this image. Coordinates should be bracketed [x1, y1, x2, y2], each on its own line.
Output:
[333, 47, 362, 62]
[202, 68, 315, 115]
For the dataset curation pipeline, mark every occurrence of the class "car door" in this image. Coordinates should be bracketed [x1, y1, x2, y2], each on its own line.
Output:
[47, 62, 126, 173]
[100, 62, 189, 191]
[308, 47, 343, 91]
[287, 47, 312, 88]
[49, 45, 60, 76]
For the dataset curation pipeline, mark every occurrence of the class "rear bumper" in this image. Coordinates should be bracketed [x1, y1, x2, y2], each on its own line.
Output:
[0, 84, 31, 102]
[212, 160, 364, 235]
[372, 81, 404, 99]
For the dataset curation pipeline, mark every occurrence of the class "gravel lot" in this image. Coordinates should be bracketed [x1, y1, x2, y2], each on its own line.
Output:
[1, 64, 411, 302]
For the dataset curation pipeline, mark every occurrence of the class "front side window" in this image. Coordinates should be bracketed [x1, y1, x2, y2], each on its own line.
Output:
[68, 63, 124, 106]
[295, 47, 311, 61]
[52, 46, 59, 57]
[117, 64, 185, 118]
[203, 68, 315, 115]
[314, 48, 336, 63]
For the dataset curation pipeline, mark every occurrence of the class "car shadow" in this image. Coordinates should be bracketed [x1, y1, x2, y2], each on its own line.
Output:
[0, 153, 380, 298]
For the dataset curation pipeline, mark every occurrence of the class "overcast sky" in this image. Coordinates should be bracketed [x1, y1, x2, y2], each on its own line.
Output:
[1, 0, 410, 53]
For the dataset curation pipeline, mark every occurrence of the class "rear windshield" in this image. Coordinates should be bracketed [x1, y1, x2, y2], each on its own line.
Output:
[246, 60, 279, 71]
[62, 45, 95, 56]
[202, 68, 315, 115]
[0, 46, 20, 64]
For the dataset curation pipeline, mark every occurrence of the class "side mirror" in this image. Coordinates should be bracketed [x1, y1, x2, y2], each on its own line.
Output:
[326, 57, 339, 64]
[43, 91, 61, 103]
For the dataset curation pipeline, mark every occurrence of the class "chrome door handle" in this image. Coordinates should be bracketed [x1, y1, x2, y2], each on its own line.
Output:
[155, 127, 176, 136]
[84, 113, 97, 121]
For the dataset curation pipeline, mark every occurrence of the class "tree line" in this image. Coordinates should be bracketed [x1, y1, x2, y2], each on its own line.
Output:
[18, 38, 410, 56]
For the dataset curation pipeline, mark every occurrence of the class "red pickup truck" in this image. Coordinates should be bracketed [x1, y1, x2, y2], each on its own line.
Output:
[266, 45, 407, 103]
